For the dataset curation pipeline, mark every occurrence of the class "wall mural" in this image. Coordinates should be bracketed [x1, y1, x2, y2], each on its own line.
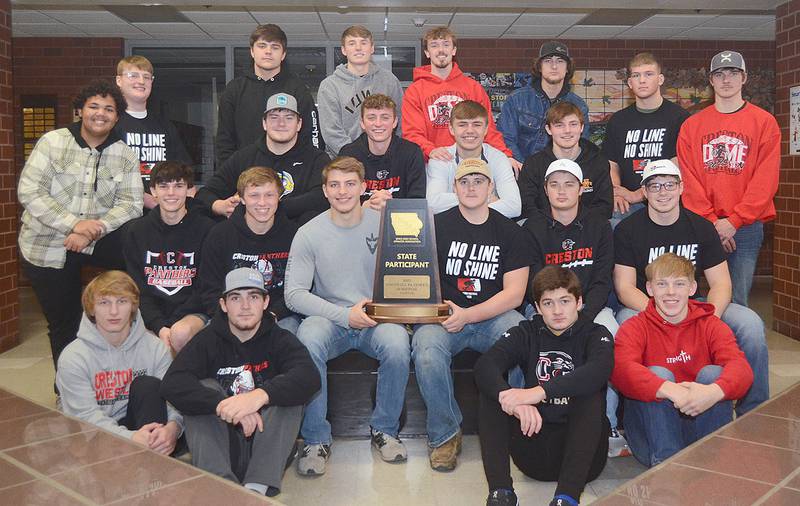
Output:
[466, 68, 775, 147]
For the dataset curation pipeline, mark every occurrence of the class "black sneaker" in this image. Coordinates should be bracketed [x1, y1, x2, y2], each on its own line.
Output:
[549, 494, 579, 506]
[487, 488, 519, 506]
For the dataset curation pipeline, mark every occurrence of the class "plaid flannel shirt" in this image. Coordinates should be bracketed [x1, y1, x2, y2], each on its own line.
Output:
[18, 125, 143, 268]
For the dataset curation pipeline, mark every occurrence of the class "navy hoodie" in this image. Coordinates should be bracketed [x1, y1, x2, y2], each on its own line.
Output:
[197, 138, 330, 225]
[161, 312, 320, 415]
[199, 206, 298, 320]
[216, 70, 324, 165]
[124, 204, 215, 333]
[475, 314, 613, 424]
[524, 207, 613, 321]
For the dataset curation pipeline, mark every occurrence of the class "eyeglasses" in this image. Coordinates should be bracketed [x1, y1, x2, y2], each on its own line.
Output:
[645, 181, 680, 193]
[121, 71, 154, 82]
[710, 69, 743, 80]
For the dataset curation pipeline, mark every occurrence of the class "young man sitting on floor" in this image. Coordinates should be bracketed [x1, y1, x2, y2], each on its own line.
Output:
[57, 271, 182, 455]
[612, 253, 753, 467]
[475, 266, 613, 506]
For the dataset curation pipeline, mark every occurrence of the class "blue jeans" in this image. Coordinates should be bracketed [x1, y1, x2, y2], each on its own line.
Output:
[624, 365, 732, 468]
[727, 221, 764, 307]
[277, 315, 301, 335]
[617, 302, 768, 416]
[610, 201, 645, 229]
[412, 310, 525, 447]
[594, 307, 621, 430]
[295, 316, 410, 444]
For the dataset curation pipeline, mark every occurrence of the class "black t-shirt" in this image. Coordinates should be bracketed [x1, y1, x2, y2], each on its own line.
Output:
[614, 207, 727, 296]
[115, 111, 193, 189]
[602, 100, 689, 191]
[435, 207, 534, 308]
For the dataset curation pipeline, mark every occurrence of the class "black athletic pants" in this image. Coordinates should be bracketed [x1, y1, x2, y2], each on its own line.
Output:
[23, 227, 127, 370]
[118, 375, 168, 430]
[479, 389, 609, 500]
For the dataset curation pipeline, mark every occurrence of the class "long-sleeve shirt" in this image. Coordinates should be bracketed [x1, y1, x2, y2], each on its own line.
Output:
[18, 123, 143, 268]
[677, 102, 780, 229]
[426, 144, 521, 218]
[284, 209, 380, 328]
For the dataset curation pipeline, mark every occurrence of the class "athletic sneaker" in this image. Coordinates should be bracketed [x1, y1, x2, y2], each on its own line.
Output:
[608, 428, 631, 458]
[370, 428, 407, 462]
[549, 494, 579, 506]
[297, 443, 331, 475]
[486, 488, 519, 506]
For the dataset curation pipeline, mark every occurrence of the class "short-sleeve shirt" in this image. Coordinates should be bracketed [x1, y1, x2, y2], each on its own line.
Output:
[435, 207, 534, 307]
[603, 100, 690, 191]
[614, 207, 727, 296]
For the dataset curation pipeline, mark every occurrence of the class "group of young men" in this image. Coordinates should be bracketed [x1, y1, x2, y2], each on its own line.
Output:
[16, 20, 779, 506]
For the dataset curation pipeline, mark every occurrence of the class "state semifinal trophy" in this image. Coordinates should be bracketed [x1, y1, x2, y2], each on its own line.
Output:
[365, 199, 449, 323]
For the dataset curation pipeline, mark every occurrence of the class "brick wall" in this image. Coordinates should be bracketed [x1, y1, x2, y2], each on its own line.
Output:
[774, 0, 800, 340]
[0, 0, 18, 352]
[449, 37, 776, 275]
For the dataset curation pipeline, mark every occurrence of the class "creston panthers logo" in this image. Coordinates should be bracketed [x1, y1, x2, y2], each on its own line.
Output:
[562, 238, 575, 251]
[376, 170, 389, 180]
[254, 258, 274, 287]
[536, 351, 575, 382]
[278, 171, 295, 197]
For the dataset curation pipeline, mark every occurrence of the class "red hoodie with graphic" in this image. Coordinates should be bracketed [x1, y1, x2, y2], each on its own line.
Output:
[401, 63, 511, 160]
[611, 299, 753, 403]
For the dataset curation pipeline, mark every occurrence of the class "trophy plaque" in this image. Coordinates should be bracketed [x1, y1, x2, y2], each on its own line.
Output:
[366, 199, 449, 323]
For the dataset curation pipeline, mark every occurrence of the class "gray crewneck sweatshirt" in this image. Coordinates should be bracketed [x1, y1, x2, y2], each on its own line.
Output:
[284, 208, 380, 327]
[317, 62, 404, 157]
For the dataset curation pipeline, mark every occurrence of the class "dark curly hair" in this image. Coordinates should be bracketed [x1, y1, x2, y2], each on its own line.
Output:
[72, 81, 127, 114]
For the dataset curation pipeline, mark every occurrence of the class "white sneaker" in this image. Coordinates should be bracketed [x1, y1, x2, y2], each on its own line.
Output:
[608, 428, 631, 458]
[297, 443, 331, 475]
[370, 428, 407, 462]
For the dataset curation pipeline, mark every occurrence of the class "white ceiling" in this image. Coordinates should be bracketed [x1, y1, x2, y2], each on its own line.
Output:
[9, 5, 779, 41]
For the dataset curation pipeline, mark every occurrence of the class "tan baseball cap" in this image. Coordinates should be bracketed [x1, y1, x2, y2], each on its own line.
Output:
[455, 158, 492, 181]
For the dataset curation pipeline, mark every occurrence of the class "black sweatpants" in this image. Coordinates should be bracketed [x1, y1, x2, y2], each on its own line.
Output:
[479, 389, 609, 500]
[24, 227, 127, 370]
[118, 375, 168, 430]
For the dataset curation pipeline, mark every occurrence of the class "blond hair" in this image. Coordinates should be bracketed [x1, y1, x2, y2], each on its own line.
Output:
[322, 156, 365, 184]
[237, 166, 284, 197]
[645, 253, 695, 282]
[82, 271, 140, 323]
[117, 55, 153, 75]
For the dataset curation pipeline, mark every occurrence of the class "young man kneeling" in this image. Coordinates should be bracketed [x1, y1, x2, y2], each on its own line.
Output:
[612, 253, 753, 468]
[161, 268, 320, 496]
[57, 271, 182, 455]
[475, 266, 613, 506]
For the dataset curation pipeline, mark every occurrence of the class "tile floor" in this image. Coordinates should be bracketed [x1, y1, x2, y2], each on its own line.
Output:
[1, 278, 799, 506]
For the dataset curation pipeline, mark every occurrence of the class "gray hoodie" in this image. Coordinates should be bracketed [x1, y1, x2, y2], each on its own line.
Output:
[56, 310, 183, 439]
[317, 62, 404, 157]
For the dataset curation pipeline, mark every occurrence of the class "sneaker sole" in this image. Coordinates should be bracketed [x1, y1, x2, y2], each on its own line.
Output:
[431, 461, 457, 472]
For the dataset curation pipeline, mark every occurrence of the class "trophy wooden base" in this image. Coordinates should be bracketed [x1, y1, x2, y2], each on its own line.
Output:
[365, 302, 450, 324]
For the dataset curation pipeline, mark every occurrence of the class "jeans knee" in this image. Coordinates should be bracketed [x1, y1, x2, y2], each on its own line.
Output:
[296, 317, 336, 361]
[648, 366, 675, 382]
[695, 365, 723, 385]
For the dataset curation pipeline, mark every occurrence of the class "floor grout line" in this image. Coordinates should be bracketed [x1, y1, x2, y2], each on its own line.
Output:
[48, 449, 149, 479]
[713, 433, 800, 453]
[671, 462, 783, 486]
[751, 466, 800, 505]
[0, 452, 97, 505]
[749, 411, 800, 423]
[0, 424, 98, 453]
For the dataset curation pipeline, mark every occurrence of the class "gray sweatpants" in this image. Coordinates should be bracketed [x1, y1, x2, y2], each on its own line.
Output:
[184, 379, 302, 491]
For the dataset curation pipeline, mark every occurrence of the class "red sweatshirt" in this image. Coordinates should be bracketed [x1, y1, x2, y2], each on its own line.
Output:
[611, 299, 753, 403]
[677, 102, 780, 229]
[401, 63, 511, 160]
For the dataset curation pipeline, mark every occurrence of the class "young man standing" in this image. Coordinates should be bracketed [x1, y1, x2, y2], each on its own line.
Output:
[604, 53, 690, 227]
[285, 156, 411, 475]
[125, 161, 215, 353]
[200, 167, 300, 335]
[216, 24, 323, 165]
[339, 94, 426, 211]
[402, 26, 511, 162]
[198, 93, 330, 224]
[518, 102, 612, 219]
[161, 268, 320, 497]
[18, 81, 143, 370]
[57, 271, 182, 455]
[677, 50, 781, 307]
[318, 25, 404, 157]
[426, 101, 521, 218]
[499, 41, 589, 169]
[612, 253, 753, 468]
[412, 158, 533, 472]
[475, 266, 612, 506]
[114, 55, 193, 210]
[614, 159, 768, 415]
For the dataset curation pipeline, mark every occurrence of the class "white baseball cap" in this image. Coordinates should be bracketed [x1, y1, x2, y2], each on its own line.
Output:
[545, 159, 583, 182]
[641, 159, 681, 185]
